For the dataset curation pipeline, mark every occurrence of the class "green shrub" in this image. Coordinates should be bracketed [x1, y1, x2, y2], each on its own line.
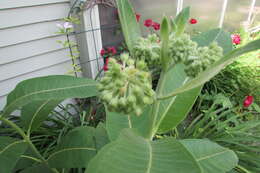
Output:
[205, 29, 260, 105]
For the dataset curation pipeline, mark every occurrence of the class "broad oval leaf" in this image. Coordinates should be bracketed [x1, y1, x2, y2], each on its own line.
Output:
[180, 139, 238, 173]
[157, 28, 233, 134]
[116, 0, 141, 55]
[0, 137, 28, 173]
[3, 75, 98, 116]
[86, 129, 238, 173]
[21, 100, 62, 134]
[47, 125, 109, 168]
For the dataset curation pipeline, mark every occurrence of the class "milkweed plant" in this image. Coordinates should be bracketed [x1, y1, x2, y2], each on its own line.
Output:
[0, 0, 259, 172]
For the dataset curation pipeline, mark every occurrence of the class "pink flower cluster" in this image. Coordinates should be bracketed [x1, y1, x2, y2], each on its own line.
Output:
[243, 96, 254, 107]
[144, 19, 160, 31]
[100, 47, 117, 71]
[231, 34, 241, 45]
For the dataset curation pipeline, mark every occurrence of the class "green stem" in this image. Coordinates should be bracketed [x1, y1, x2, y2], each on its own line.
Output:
[147, 71, 167, 139]
[0, 116, 59, 173]
[236, 165, 252, 173]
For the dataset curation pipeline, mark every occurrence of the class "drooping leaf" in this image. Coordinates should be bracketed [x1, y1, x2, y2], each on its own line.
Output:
[0, 137, 28, 173]
[86, 129, 238, 173]
[47, 126, 109, 168]
[157, 29, 232, 134]
[180, 139, 238, 173]
[116, 0, 141, 55]
[172, 7, 190, 36]
[158, 38, 260, 99]
[3, 75, 98, 116]
[21, 100, 62, 134]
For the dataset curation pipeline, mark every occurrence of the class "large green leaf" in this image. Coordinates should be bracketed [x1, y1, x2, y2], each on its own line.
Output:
[86, 129, 238, 173]
[158, 38, 260, 99]
[156, 29, 232, 134]
[47, 125, 109, 168]
[0, 137, 28, 173]
[157, 86, 201, 133]
[181, 139, 238, 173]
[116, 0, 141, 55]
[3, 75, 98, 116]
[106, 106, 151, 140]
[21, 100, 61, 134]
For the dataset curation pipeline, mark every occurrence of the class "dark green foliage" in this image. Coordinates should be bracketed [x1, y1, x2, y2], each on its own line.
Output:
[179, 92, 260, 172]
[205, 30, 260, 105]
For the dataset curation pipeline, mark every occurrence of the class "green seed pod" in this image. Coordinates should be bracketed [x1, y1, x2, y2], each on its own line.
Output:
[127, 95, 136, 105]
[121, 53, 129, 62]
[126, 59, 135, 66]
[135, 107, 142, 116]
[102, 92, 113, 102]
[143, 96, 153, 104]
[110, 98, 118, 108]
[132, 86, 142, 95]
[118, 97, 127, 108]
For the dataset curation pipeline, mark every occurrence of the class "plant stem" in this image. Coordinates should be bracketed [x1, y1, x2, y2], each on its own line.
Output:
[236, 165, 252, 173]
[0, 116, 60, 173]
[147, 71, 167, 139]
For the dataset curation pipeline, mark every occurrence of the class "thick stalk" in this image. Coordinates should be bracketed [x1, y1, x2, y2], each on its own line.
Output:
[147, 71, 167, 139]
[0, 116, 59, 173]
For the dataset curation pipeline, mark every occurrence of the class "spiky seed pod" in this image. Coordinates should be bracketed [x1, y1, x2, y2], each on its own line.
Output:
[98, 54, 155, 116]
[133, 34, 161, 67]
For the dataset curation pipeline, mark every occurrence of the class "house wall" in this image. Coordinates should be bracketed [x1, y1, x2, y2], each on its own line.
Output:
[0, 0, 75, 110]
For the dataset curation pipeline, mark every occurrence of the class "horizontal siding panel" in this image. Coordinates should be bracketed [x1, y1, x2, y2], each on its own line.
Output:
[0, 20, 65, 47]
[0, 0, 69, 9]
[0, 35, 76, 65]
[0, 49, 72, 81]
[0, 3, 69, 29]
[0, 61, 73, 110]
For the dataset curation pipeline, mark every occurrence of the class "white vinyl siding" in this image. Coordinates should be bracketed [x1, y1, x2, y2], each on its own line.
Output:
[0, 0, 74, 110]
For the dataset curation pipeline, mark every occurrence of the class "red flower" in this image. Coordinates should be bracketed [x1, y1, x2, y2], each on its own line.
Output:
[243, 96, 254, 107]
[100, 48, 106, 56]
[189, 18, 197, 24]
[144, 19, 153, 27]
[107, 47, 117, 55]
[152, 22, 160, 30]
[231, 34, 241, 45]
[103, 58, 110, 71]
[136, 13, 141, 22]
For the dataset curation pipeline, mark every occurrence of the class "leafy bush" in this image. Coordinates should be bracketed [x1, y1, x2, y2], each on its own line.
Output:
[179, 92, 260, 172]
[0, 0, 259, 172]
[205, 29, 260, 105]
